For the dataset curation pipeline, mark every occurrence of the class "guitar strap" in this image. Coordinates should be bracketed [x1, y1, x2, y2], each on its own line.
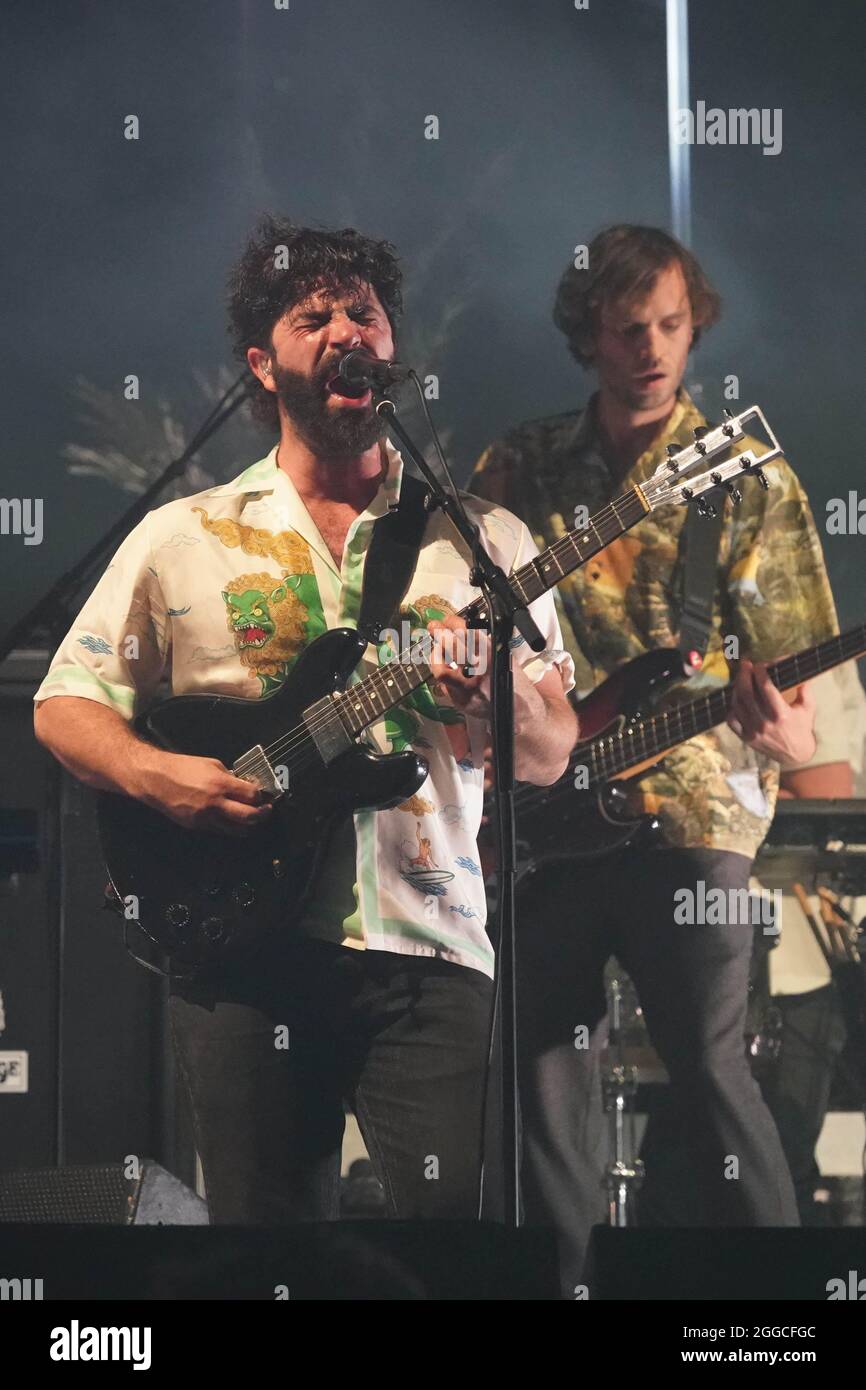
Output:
[679, 494, 725, 670]
[356, 471, 430, 644]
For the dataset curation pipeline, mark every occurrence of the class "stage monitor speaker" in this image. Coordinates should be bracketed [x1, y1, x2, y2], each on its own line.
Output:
[586, 1225, 866, 1300]
[0, 1161, 208, 1226]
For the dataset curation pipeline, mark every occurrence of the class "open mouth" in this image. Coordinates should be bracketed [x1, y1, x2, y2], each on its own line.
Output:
[325, 373, 371, 402]
[236, 622, 269, 648]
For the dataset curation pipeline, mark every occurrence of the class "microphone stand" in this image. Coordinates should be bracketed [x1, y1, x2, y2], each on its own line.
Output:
[1, 371, 255, 1167]
[375, 394, 546, 1227]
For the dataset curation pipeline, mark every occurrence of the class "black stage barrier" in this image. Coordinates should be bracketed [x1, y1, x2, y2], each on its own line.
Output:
[586, 1225, 866, 1300]
[0, 1220, 558, 1300]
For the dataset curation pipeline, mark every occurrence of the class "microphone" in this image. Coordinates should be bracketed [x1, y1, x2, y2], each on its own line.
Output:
[338, 349, 411, 393]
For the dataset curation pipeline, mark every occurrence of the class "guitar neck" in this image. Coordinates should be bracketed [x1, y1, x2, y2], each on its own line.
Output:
[586, 620, 866, 786]
[337, 485, 652, 737]
[464, 484, 650, 622]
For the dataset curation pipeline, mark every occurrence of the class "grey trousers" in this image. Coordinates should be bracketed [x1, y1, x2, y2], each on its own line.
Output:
[515, 847, 799, 1297]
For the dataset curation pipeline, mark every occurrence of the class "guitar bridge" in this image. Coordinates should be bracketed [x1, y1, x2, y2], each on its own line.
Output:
[232, 746, 285, 799]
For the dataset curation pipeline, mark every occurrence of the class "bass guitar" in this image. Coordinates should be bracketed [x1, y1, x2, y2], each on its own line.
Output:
[510, 618, 866, 876]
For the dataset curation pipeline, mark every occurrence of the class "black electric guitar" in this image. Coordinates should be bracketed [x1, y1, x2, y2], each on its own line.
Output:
[509, 618, 866, 879]
[97, 406, 779, 972]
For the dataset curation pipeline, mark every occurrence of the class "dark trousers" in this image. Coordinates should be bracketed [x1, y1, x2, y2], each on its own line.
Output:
[516, 847, 799, 1295]
[169, 939, 494, 1223]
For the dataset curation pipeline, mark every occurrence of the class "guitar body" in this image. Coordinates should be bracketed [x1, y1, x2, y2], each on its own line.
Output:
[514, 648, 684, 881]
[97, 628, 428, 974]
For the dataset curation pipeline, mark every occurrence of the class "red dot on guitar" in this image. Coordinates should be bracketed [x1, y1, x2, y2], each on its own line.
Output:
[687, 650, 703, 669]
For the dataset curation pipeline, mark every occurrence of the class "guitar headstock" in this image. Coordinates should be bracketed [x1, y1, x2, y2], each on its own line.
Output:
[642, 405, 782, 516]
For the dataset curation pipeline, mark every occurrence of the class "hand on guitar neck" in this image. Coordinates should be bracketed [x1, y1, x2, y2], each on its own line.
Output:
[727, 657, 817, 769]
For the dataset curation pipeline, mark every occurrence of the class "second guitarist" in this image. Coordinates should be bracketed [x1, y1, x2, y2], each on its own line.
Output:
[470, 225, 837, 1294]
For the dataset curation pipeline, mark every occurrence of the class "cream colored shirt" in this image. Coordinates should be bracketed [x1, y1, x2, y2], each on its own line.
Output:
[34, 442, 573, 979]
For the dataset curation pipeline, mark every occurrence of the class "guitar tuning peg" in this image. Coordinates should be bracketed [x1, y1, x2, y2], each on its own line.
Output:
[696, 498, 717, 519]
[756, 469, 770, 490]
[724, 482, 742, 504]
[693, 426, 708, 439]
[723, 408, 734, 418]
[666, 443, 680, 457]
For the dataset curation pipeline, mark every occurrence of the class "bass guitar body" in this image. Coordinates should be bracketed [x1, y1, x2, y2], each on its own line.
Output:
[514, 647, 683, 882]
[97, 629, 428, 974]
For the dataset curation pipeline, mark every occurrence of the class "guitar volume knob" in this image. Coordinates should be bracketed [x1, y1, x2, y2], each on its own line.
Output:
[232, 882, 256, 909]
[165, 903, 191, 929]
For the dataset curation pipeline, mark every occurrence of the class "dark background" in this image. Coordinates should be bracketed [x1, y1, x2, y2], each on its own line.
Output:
[0, 0, 864, 1176]
[2, 0, 864, 637]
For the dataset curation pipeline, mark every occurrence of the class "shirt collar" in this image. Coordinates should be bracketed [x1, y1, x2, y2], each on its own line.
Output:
[578, 386, 707, 491]
[208, 438, 404, 501]
[205, 438, 406, 575]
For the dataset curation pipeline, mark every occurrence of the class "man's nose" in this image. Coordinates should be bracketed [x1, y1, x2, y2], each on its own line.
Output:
[638, 326, 663, 362]
[326, 313, 363, 350]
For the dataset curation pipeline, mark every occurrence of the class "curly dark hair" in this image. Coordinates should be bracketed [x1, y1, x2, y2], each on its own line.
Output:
[226, 216, 403, 429]
[553, 224, 721, 367]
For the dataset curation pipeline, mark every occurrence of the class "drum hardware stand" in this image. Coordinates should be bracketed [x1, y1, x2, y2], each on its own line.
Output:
[602, 973, 644, 1225]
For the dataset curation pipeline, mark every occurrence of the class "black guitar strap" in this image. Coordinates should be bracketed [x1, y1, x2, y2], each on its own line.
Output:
[679, 496, 725, 670]
[356, 472, 430, 644]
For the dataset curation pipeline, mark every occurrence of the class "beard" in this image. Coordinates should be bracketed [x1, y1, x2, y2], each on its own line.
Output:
[271, 357, 384, 457]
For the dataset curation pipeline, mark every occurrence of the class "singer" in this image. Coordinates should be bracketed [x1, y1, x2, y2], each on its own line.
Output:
[32, 217, 576, 1225]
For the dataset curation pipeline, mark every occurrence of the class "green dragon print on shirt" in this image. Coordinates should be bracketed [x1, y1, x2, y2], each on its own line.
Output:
[192, 508, 327, 696]
[378, 594, 468, 756]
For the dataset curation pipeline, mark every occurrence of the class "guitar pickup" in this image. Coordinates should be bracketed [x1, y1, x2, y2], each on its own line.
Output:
[303, 695, 354, 766]
[232, 746, 285, 799]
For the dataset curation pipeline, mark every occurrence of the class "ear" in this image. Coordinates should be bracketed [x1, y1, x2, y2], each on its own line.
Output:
[247, 345, 276, 391]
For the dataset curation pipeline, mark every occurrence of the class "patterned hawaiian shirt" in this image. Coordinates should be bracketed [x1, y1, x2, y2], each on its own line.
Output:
[33, 441, 573, 978]
[470, 389, 839, 858]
